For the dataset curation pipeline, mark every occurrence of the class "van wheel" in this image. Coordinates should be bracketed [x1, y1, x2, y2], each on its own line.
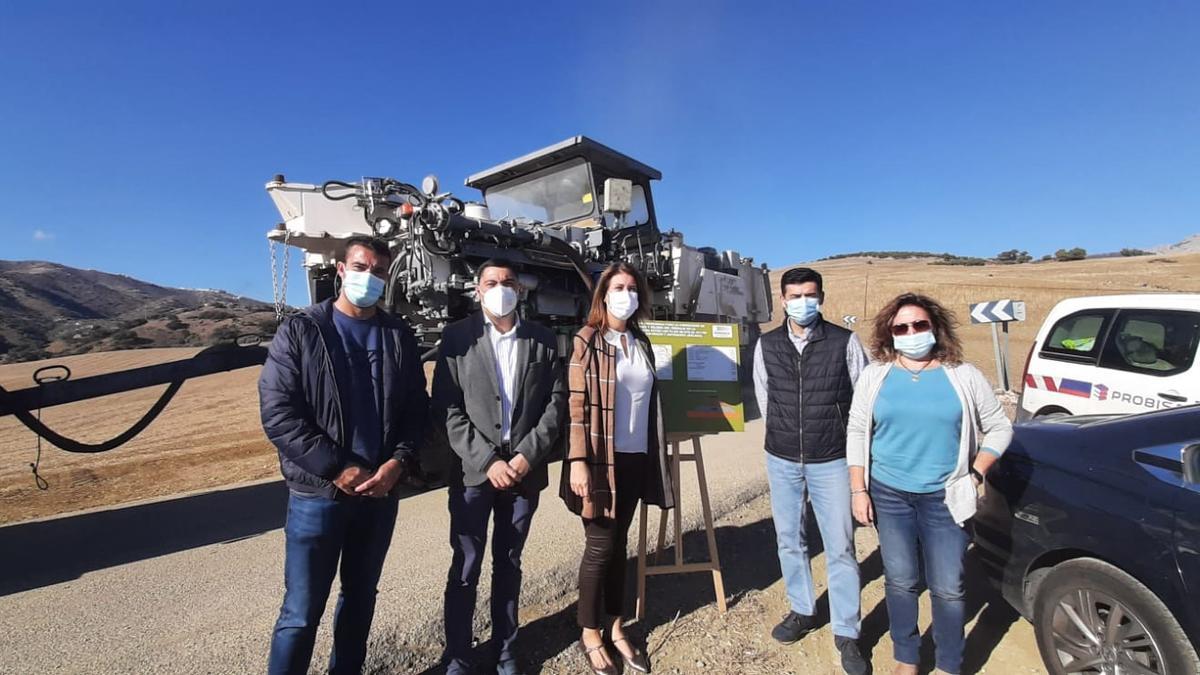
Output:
[1032, 558, 1199, 675]
[1035, 406, 1070, 418]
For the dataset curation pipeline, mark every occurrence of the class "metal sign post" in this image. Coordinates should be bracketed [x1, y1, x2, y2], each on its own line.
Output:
[990, 323, 1005, 390]
[969, 299, 1026, 391]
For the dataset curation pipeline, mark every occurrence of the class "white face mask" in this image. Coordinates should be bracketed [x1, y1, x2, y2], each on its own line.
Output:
[784, 297, 820, 326]
[341, 269, 385, 308]
[482, 285, 518, 317]
[606, 290, 639, 321]
[894, 331, 937, 359]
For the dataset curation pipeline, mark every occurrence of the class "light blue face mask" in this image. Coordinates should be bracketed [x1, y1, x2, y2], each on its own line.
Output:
[785, 297, 821, 326]
[342, 269, 385, 308]
[894, 331, 937, 359]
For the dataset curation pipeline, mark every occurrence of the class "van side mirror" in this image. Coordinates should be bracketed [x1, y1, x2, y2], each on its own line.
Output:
[1184, 444, 1200, 484]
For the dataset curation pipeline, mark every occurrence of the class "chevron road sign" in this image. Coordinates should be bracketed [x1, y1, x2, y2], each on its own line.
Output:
[969, 299, 1026, 324]
[842, 315, 857, 328]
[969, 298, 1027, 392]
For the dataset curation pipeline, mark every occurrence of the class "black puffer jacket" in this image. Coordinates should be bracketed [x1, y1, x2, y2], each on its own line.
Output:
[258, 299, 428, 498]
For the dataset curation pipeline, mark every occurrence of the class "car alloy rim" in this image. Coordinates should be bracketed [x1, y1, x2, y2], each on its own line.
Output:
[1049, 588, 1164, 674]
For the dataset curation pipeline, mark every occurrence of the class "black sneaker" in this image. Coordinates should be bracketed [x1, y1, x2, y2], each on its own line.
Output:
[834, 636, 869, 675]
[770, 611, 818, 644]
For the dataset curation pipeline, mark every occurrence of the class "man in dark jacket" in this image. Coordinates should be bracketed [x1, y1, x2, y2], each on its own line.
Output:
[259, 235, 427, 675]
[432, 259, 567, 675]
[752, 267, 870, 675]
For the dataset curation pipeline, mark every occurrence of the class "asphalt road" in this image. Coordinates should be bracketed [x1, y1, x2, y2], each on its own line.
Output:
[0, 422, 772, 674]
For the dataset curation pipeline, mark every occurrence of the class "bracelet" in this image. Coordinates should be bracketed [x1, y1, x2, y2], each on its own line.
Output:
[851, 488, 868, 495]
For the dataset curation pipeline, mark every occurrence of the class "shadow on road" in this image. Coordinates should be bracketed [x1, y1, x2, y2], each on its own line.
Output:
[0, 479, 439, 597]
[416, 516, 784, 675]
[859, 546, 1021, 674]
[0, 480, 290, 596]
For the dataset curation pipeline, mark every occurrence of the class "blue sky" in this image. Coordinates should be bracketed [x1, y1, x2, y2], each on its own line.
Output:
[2, 1, 1198, 302]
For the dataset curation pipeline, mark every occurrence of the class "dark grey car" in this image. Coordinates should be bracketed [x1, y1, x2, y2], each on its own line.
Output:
[974, 405, 1200, 675]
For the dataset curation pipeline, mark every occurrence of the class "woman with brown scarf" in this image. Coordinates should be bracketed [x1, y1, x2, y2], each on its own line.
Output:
[560, 263, 674, 675]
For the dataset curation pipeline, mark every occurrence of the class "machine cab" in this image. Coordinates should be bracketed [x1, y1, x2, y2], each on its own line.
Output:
[465, 136, 661, 234]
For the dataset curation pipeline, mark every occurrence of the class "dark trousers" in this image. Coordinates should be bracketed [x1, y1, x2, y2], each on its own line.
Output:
[577, 452, 646, 629]
[267, 491, 399, 675]
[871, 479, 971, 674]
[443, 482, 540, 673]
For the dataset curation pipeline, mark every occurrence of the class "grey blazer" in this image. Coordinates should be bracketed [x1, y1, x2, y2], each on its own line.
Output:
[431, 312, 567, 491]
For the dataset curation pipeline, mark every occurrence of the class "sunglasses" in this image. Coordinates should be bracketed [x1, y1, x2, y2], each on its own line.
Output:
[890, 320, 933, 336]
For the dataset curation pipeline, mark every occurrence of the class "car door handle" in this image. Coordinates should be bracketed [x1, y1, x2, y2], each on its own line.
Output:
[1133, 449, 1183, 473]
[1158, 392, 1187, 402]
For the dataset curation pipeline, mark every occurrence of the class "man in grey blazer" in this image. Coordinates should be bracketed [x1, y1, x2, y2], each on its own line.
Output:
[432, 259, 567, 675]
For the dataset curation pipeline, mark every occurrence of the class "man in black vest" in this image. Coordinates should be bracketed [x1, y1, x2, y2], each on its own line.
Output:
[752, 267, 869, 675]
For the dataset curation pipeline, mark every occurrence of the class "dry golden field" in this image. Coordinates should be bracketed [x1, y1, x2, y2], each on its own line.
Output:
[0, 347, 275, 524]
[2, 253, 1198, 524]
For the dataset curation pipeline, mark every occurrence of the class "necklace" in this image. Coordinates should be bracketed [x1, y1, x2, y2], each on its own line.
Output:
[898, 358, 933, 382]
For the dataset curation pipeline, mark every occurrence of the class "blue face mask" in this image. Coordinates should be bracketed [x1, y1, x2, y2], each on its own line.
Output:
[894, 331, 937, 359]
[785, 297, 821, 326]
[342, 269, 385, 308]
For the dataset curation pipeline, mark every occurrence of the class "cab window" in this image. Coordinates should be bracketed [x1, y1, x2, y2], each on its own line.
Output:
[600, 184, 651, 229]
[1041, 309, 1113, 363]
[1098, 310, 1200, 377]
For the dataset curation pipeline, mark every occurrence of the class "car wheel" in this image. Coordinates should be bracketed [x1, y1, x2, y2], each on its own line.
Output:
[1032, 558, 1200, 675]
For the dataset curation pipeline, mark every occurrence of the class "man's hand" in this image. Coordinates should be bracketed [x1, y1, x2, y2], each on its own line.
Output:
[487, 459, 519, 490]
[508, 453, 531, 481]
[355, 459, 404, 498]
[333, 464, 370, 495]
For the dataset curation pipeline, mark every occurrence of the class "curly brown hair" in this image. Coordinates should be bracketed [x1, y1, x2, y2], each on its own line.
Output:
[869, 292, 964, 365]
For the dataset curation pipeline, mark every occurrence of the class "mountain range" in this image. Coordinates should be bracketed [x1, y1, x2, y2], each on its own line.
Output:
[0, 260, 275, 364]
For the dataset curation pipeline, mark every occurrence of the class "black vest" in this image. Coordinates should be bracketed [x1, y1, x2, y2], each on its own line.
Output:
[762, 317, 854, 463]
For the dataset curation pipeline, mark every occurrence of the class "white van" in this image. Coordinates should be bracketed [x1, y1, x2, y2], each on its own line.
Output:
[1017, 294, 1200, 421]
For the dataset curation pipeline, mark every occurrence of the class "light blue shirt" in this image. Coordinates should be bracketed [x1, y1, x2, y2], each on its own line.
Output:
[870, 366, 962, 494]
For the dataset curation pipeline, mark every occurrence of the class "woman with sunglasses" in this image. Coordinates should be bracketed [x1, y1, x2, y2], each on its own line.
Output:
[561, 262, 674, 675]
[846, 293, 1012, 675]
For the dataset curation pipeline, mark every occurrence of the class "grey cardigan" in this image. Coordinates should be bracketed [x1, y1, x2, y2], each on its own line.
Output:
[431, 312, 568, 490]
[846, 361, 1013, 524]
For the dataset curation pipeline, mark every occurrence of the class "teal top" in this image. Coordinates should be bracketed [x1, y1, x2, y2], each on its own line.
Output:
[870, 366, 963, 494]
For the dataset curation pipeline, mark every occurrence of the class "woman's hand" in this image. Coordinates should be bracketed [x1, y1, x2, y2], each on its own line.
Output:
[852, 491, 873, 525]
[973, 471, 986, 501]
[570, 461, 591, 499]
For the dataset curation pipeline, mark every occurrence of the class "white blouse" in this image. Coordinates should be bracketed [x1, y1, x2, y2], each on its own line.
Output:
[604, 329, 653, 454]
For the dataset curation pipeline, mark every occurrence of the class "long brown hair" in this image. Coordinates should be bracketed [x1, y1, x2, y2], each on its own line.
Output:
[585, 263, 652, 333]
[870, 292, 964, 365]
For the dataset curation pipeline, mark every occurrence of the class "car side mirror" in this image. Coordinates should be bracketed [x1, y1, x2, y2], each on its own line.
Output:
[1184, 444, 1200, 484]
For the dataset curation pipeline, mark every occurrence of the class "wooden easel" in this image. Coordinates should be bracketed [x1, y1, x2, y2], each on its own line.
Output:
[635, 433, 727, 619]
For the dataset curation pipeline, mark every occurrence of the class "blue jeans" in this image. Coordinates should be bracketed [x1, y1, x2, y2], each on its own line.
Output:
[765, 454, 861, 639]
[444, 483, 540, 674]
[871, 479, 970, 674]
[267, 491, 400, 675]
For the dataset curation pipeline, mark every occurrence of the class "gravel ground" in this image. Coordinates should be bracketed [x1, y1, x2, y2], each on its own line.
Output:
[0, 419, 1045, 674]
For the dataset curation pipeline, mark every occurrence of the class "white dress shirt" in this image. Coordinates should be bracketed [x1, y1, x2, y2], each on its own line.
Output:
[484, 314, 520, 444]
[605, 329, 653, 454]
